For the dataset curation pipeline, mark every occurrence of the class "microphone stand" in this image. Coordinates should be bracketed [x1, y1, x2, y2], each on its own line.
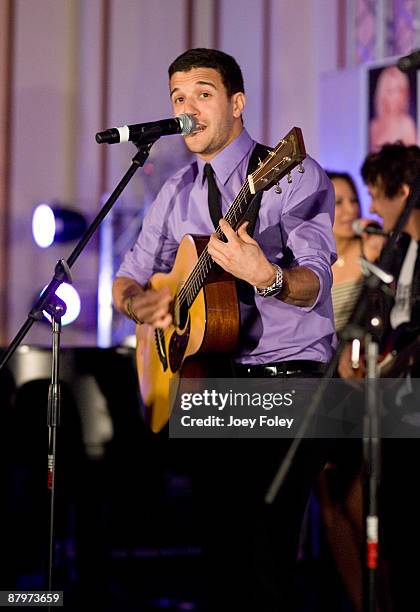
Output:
[0, 136, 159, 599]
[363, 332, 381, 612]
[265, 172, 420, 611]
[46, 295, 67, 594]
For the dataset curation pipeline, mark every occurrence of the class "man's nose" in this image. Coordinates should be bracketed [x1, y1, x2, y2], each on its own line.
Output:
[183, 98, 199, 116]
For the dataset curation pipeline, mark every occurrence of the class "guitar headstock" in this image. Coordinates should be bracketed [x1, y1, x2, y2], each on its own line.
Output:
[248, 127, 306, 194]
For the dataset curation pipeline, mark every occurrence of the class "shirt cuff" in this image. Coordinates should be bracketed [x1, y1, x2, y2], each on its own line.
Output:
[292, 259, 332, 312]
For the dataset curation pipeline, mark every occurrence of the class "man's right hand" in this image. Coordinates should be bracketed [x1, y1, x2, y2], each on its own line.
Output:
[112, 277, 173, 330]
[127, 287, 173, 329]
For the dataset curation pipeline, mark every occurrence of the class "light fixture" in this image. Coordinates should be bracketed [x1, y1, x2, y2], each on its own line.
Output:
[32, 202, 87, 248]
[40, 283, 81, 327]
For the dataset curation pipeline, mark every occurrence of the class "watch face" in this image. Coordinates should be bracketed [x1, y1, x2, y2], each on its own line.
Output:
[255, 265, 282, 297]
[256, 285, 280, 297]
[264, 286, 281, 297]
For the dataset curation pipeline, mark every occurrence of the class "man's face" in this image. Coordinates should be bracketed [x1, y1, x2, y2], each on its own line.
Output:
[367, 180, 408, 232]
[169, 67, 245, 160]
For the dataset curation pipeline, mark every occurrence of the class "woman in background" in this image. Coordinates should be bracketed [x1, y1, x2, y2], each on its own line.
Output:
[316, 172, 386, 612]
[328, 171, 384, 334]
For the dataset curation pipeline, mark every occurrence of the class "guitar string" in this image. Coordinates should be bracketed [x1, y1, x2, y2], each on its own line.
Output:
[176, 153, 290, 307]
[159, 180, 252, 341]
[164, 152, 292, 330]
[173, 178, 249, 304]
[176, 188, 250, 308]
[172, 145, 292, 307]
[161, 183, 250, 347]
[174, 180, 251, 308]
[152, 139, 299, 364]
[158, 144, 294, 341]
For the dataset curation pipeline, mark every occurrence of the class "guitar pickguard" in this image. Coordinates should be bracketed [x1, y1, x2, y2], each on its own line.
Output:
[169, 316, 191, 373]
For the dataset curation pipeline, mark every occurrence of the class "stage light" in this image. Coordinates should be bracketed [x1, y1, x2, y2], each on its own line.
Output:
[32, 202, 87, 248]
[41, 283, 81, 326]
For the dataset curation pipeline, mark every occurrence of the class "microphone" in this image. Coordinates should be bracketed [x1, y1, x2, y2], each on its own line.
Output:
[95, 113, 198, 144]
[397, 49, 420, 72]
[352, 219, 388, 237]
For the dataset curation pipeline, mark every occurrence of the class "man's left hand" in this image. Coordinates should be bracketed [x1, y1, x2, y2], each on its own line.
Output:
[207, 219, 276, 288]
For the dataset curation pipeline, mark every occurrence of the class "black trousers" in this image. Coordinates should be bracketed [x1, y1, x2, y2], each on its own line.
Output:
[189, 439, 328, 612]
[183, 361, 330, 611]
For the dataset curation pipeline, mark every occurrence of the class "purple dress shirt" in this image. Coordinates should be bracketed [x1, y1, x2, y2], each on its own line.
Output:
[117, 129, 337, 364]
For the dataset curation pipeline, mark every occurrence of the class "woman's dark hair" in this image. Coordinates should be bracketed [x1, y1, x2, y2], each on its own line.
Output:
[168, 48, 245, 97]
[326, 171, 361, 215]
[361, 142, 420, 198]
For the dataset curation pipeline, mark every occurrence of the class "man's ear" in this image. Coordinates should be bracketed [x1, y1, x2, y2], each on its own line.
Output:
[400, 183, 410, 200]
[232, 92, 246, 118]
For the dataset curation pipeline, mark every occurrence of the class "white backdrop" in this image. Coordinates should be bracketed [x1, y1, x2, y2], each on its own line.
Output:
[1, 0, 339, 346]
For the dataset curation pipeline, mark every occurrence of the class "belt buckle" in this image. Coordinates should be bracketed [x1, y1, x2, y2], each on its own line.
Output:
[265, 365, 278, 376]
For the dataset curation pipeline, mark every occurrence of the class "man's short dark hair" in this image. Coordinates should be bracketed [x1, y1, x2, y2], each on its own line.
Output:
[168, 48, 245, 97]
[361, 142, 420, 198]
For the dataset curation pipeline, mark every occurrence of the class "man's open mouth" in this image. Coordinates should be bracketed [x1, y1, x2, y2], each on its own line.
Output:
[191, 124, 206, 134]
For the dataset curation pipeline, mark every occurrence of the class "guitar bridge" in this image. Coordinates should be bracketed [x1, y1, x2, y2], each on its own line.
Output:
[154, 328, 168, 371]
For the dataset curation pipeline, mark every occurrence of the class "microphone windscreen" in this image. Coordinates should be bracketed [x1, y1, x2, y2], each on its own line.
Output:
[178, 113, 198, 136]
[352, 219, 365, 236]
[352, 219, 386, 236]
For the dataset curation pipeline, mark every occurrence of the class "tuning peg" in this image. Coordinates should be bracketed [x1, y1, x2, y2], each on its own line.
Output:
[287, 172, 292, 183]
[274, 183, 282, 194]
[298, 163, 305, 173]
[258, 157, 263, 167]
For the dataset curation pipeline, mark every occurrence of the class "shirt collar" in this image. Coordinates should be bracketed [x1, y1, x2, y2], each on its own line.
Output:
[196, 129, 254, 186]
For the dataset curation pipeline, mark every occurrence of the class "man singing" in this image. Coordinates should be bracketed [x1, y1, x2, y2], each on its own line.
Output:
[113, 48, 336, 611]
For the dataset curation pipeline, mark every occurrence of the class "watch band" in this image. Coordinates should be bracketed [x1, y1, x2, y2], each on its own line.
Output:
[255, 264, 283, 298]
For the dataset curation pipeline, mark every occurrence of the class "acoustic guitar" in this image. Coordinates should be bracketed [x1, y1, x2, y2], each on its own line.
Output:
[136, 127, 306, 432]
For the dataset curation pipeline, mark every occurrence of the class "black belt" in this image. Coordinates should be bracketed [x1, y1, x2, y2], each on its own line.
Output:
[233, 359, 326, 378]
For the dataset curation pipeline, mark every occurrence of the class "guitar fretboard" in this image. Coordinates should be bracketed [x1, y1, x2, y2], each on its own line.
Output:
[170, 127, 306, 316]
[175, 180, 254, 312]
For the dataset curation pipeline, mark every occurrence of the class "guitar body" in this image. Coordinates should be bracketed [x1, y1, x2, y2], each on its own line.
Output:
[136, 234, 240, 432]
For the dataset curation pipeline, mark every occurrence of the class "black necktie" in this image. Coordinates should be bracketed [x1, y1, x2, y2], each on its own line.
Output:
[204, 163, 223, 229]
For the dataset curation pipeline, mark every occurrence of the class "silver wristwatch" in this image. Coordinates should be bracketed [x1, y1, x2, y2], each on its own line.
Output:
[255, 264, 283, 298]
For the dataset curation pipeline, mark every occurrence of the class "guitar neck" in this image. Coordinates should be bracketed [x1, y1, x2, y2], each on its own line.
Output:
[182, 181, 255, 309]
[175, 126, 306, 312]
